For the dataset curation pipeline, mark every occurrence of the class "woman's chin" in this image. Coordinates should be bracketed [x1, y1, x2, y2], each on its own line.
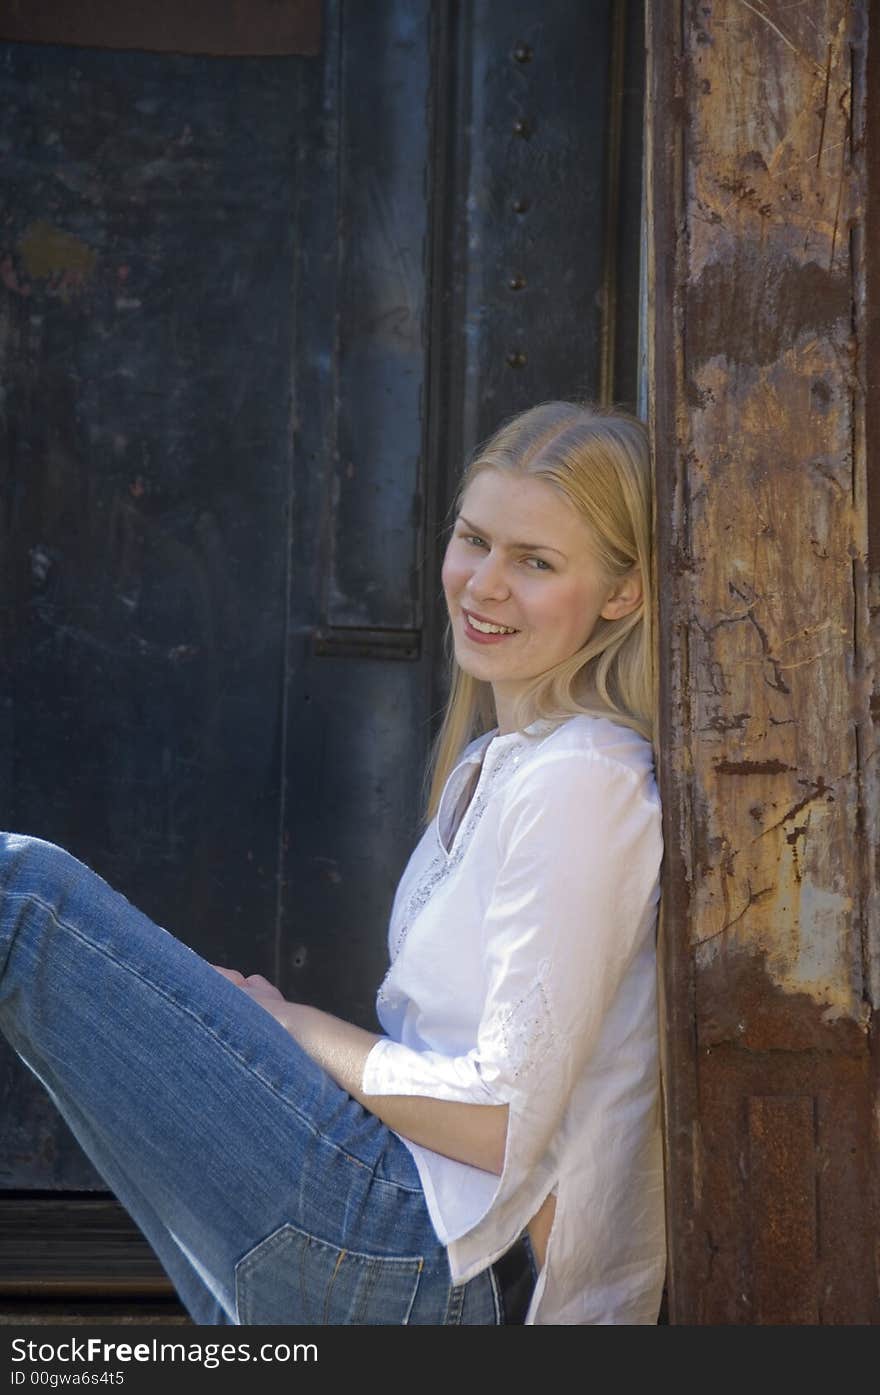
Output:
[454, 650, 490, 680]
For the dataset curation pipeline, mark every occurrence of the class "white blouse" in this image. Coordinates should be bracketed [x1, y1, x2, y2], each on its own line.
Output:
[361, 712, 666, 1324]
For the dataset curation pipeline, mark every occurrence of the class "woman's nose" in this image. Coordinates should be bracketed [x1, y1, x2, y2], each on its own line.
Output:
[468, 551, 510, 601]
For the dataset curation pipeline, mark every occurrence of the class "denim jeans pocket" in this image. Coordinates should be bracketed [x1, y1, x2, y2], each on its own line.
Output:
[234, 1223, 426, 1325]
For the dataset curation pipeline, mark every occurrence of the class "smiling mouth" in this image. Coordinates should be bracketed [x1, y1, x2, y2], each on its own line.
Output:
[462, 609, 519, 636]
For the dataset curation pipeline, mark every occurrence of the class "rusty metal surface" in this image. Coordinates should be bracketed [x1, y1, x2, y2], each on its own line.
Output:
[648, 0, 879, 1322]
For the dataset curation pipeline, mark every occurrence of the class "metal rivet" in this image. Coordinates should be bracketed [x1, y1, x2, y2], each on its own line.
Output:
[508, 274, 526, 291]
[513, 42, 533, 64]
[512, 118, 532, 139]
[512, 196, 530, 214]
[506, 350, 527, 368]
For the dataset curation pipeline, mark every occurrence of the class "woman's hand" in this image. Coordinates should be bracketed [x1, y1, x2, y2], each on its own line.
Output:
[209, 964, 508, 1174]
[211, 965, 290, 1026]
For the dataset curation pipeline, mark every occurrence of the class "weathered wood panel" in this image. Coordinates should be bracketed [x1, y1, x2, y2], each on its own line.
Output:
[648, 0, 879, 1321]
[0, 1197, 175, 1296]
[0, 2, 321, 57]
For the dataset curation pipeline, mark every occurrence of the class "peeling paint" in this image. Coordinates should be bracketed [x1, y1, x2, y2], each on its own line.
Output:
[18, 220, 96, 298]
[696, 945, 866, 1056]
[688, 256, 850, 371]
[714, 758, 795, 775]
[790, 881, 855, 990]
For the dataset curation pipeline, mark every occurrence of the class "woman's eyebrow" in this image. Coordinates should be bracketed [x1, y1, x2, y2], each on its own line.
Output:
[457, 514, 567, 559]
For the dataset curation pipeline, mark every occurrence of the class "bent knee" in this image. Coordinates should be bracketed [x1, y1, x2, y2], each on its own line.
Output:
[0, 832, 89, 897]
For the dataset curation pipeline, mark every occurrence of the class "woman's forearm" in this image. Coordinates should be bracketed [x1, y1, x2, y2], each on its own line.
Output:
[280, 1001, 508, 1175]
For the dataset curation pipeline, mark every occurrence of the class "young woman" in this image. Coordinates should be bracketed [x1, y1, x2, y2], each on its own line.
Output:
[0, 400, 665, 1325]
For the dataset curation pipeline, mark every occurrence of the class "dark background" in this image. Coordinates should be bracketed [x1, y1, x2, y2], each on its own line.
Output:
[0, 0, 644, 1296]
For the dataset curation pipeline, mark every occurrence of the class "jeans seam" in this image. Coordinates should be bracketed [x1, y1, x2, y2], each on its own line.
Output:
[5, 889, 399, 1184]
[402, 1258, 424, 1325]
[444, 1281, 465, 1325]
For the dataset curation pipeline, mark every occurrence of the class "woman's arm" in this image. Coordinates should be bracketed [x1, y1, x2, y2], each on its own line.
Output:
[214, 968, 508, 1175]
[333, 753, 664, 1181]
[284, 999, 509, 1175]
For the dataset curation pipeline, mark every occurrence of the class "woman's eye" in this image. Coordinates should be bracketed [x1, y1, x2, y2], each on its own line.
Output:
[525, 556, 552, 571]
[461, 533, 487, 548]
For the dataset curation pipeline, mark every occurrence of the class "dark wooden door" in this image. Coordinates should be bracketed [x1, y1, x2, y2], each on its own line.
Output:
[0, 0, 643, 1295]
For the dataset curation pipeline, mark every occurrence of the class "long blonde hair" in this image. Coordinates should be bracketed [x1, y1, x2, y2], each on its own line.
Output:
[425, 400, 655, 821]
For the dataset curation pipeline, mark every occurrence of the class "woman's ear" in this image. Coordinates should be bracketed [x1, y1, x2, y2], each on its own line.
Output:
[600, 567, 643, 621]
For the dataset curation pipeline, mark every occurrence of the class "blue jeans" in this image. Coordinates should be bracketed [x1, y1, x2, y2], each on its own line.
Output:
[0, 833, 517, 1324]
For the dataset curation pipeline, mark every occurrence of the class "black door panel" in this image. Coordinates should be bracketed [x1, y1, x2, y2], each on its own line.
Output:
[0, 0, 642, 1285]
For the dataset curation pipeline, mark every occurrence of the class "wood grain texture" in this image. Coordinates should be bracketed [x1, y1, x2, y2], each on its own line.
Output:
[648, 0, 880, 1322]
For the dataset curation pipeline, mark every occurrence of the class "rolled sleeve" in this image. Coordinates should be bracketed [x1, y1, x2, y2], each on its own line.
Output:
[361, 1035, 500, 1103]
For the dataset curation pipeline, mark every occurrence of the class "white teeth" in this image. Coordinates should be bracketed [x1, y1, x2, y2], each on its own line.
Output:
[465, 611, 517, 635]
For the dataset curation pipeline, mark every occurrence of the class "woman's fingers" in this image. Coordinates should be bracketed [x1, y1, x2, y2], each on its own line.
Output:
[210, 966, 285, 1003]
[244, 973, 285, 1001]
[211, 964, 247, 986]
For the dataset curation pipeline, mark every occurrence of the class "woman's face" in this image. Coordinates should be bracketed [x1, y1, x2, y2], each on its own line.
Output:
[441, 468, 641, 732]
